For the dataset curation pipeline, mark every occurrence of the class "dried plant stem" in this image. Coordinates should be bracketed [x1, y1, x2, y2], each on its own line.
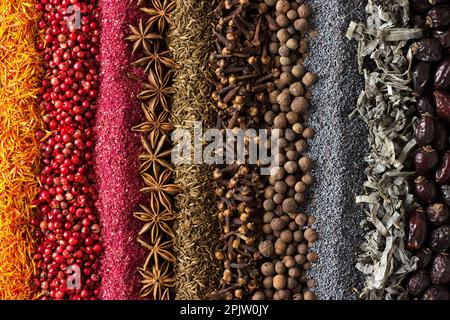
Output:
[167, 0, 222, 300]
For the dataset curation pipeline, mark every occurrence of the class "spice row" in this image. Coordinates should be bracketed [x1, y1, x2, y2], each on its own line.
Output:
[406, 0, 450, 300]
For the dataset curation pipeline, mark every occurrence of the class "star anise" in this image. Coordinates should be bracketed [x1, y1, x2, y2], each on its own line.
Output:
[134, 201, 174, 243]
[141, 169, 179, 210]
[132, 103, 174, 143]
[132, 41, 178, 74]
[138, 262, 175, 300]
[141, 0, 176, 33]
[140, 135, 172, 175]
[138, 236, 176, 270]
[126, 19, 162, 54]
[138, 66, 176, 112]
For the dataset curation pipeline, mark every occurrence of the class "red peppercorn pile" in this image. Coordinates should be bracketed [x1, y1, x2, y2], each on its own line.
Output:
[406, 0, 450, 300]
[32, 0, 102, 300]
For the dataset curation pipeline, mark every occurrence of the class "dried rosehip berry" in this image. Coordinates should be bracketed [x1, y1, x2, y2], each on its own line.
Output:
[426, 6, 450, 29]
[436, 150, 450, 184]
[415, 248, 434, 269]
[430, 253, 450, 284]
[411, 39, 443, 62]
[433, 28, 450, 48]
[416, 113, 436, 146]
[415, 146, 439, 174]
[430, 225, 450, 251]
[417, 96, 435, 114]
[433, 120, 449, 152]
[407, 208, 429, 250]
[415, 176, 439, 203]
[422, 285, 450, 300]
[407, 271, 431, 297]
[434, 91, 450, 122]
[435, 58, 450, 90]
[426, 203, 450, 225]
[413, 62, 432, 95]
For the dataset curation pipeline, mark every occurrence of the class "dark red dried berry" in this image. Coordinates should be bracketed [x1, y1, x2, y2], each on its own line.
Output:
[407, 271, 431, 297]
[415, 176, 439, 203]
[430, 253, 450, 284]
[432, 120, 449, 152]
[426, 203, 450, 225]
[415, 146, 439, 174]
[413, 62, 432, 95]
[430, 225, 450, 251]
[436, 150, 450, 184]
[415, 248, 434, 269]
[426, 6, 450, 29]
[417, 96, 435, 114]
[407, 208, 429, 250]
[416, 113, 436, 146]
[411, 39, 443, 62]
[435, 58, 450, 90]
[422, 285, 450, 300]
[434, 91, 450, 122]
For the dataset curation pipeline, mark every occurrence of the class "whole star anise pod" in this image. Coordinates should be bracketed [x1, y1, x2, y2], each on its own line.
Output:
[141, 0, 176, 33]
[138, 66, 176, 112]
[140, 135, 172, 174]
[132, 103, 174, 144]
[132, 41, 178, 74]
[141, 169, 179, 210]
[126, 19, 162, 54]
[138, 262, 175, 300]
[134, 200, 175, 243]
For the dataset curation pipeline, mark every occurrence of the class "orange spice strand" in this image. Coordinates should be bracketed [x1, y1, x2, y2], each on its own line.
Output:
[0, 0, 43, 300]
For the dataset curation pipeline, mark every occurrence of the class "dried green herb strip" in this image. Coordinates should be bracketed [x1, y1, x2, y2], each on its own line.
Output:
[346, 0, 423, 300]
[167, 0, 222, 300]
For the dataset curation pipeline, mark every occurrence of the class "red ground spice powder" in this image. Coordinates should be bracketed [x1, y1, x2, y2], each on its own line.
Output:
[95, 0, 146, 300]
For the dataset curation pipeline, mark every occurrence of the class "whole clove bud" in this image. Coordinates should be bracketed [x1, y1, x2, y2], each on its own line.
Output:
[434, 91, 450, 122]
[416, 113, 435, 146]
[413, 61, 432, 95]
[407, 271, 431, 296]
[434, 58, 450, 90]
[422, 285, 450, 300]
[415, 146, 439, 174]
[407, 208, 429, 250]
[430, 253, 450, 284]
[430, 225, 450, 251]
[433, 28, 450, 48]
[426, 6, 450, 29]
[426, 203, 450, 225]
[415, 247, 434, 269]
[411, 39, 443, 62]
[417, 96, 435, 114]
[415, 176, 438, 203]
[433, 120, 449, 152]
[436, 150, 450, 184]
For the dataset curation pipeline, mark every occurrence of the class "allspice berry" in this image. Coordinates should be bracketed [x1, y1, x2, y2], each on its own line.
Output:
[292, 64, 305, 78]
[273, 275, 287, 290]
[304, 228, 318, 242]
[283, 255, 296, 268]
[259, 240, 274, 257]
[252, 291, 265, 300]
[297, 243, 308, 255]
[286, 112, 299, 125]
[295, 139, 308, 153]
[298, 156, 313, 172]
[271, 217, 286, 232]
[297, 4, 311, 18]
[295, 213, 308, 226]
[307, 251, 319, 263]
[302, 127, 315, 139]
[293, 230, 304, 242]
[302, 72, 317, 87]
[275, 260, 286, 274]
[295, 181, 306, 193]
[276, 14, 290, 28]
[274, 180, 288, 194]
[286, 38, 299, 50]
[261, 262, 275, 276]
[282, 197, 297, 213]
[286, 9, 298, 20]
[302, 174, 314, 185]
[263, 276, 274, 289]
[289, 82, 304, 97]
[279, 72, 293, 86]
[275, 238, 287, 255]
[280, 229, 293, 243]
[275, 0, 290, 13]
[274, 113, 288, 129]
[291, 96, 309, 113]
[265, 0, 277, 6]
[284, 160, 298, 174]
[303, 290, 317, 300]
[277, 29, 290, 43]
[289, 267, 301, 278]
[294, 18, 308, 34]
